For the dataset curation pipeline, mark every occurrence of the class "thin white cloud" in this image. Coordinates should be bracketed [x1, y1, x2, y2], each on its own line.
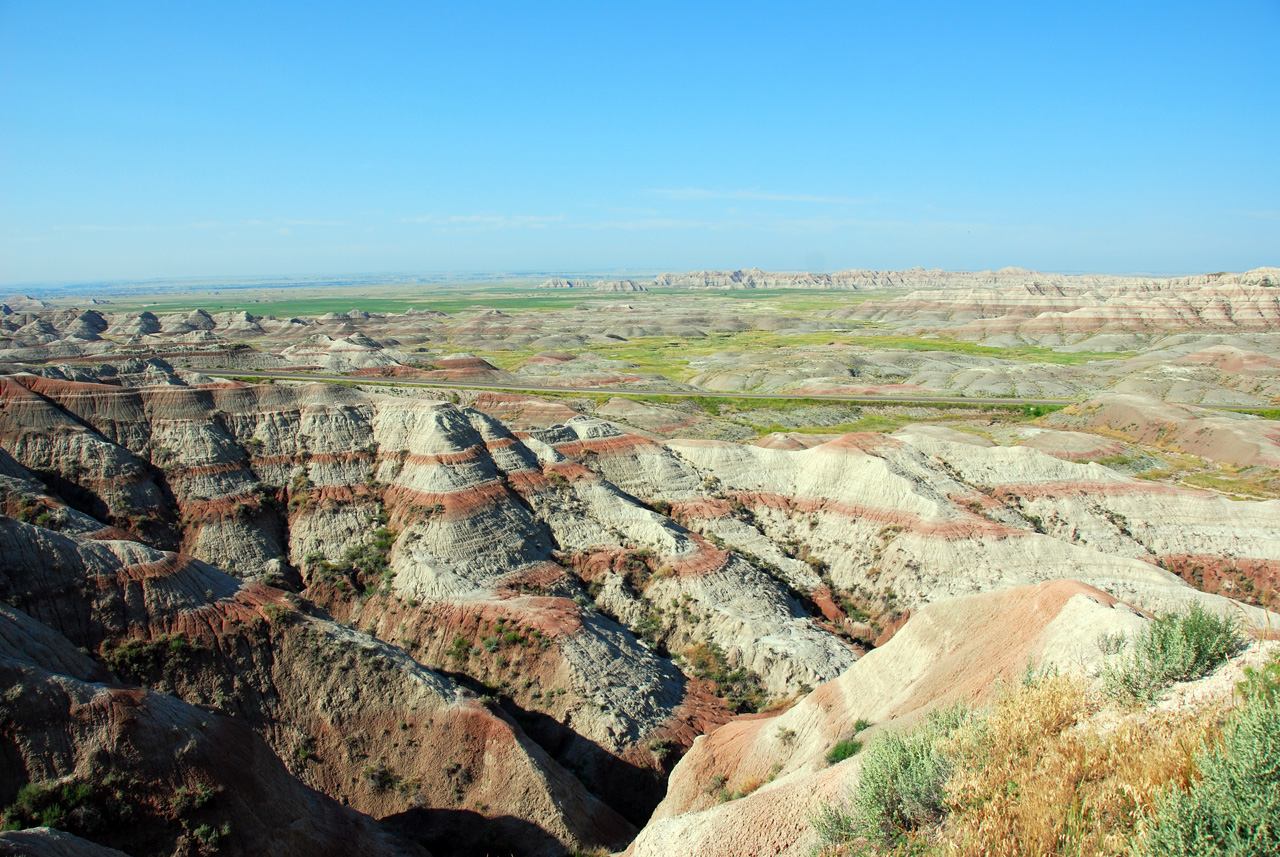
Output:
[185, 218, 344, 230]
[581, 204, 664, 216]
[574, 217, 726, 231]
[54, 224, 148, 233]
[399, 214, 565, 229]
[1241, 210, 1280, 221]
[650, 188, 868, 205]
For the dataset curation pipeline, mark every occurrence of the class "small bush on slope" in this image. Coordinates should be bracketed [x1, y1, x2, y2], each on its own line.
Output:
[101, 633, 205, 682]
[1138, 653, 1280, 857]
[811, 703, 972, 853]
[682, 641, 769, 713]
[0, 773, 162, 836]
[1234, 651, 1280, 706]
[824, 739, 863, 766]
[1101, 603, 1243, 705]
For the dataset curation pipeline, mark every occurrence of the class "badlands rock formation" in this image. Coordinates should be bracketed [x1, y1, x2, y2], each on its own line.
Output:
[0, 369, 1273, 847]
[0, 602, 428, 857]
[1051, 393, 1280, 469]
[4, 267, 1280, 405]
[1, 268, 1279, 855]
[654, 265, 1279, 292]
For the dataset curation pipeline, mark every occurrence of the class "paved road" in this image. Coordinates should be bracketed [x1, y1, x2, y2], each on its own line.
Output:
[205, 368, 1076, 407]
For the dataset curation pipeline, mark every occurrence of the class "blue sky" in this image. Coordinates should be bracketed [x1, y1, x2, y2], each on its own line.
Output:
[1, 1, 1277, 284]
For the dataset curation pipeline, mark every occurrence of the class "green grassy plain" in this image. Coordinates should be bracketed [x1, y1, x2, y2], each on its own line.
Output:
[108, 282, 875, 316]
[844, 334, 1134, 365]
[112, 289, 605, 317]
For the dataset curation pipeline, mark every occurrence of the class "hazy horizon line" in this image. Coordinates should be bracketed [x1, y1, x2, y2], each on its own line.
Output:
[6, 263, 1271, 295]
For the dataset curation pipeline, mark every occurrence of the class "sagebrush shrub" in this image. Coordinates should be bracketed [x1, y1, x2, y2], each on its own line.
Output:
[1101, 603, 1243, 704]
[812, 703, 972, 852]
[1139, 688, 1280, 857]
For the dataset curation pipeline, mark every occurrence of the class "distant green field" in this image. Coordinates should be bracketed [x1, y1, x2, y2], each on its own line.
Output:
[1220, 407, 1280, 420]
[470, 331, 859, 381]
[108, 283, 879, 317]
[110, 288, 645, 317]
[845, 334, 1135, 365]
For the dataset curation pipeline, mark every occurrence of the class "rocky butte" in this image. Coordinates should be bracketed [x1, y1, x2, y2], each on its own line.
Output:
[0, 266, 1278, 856]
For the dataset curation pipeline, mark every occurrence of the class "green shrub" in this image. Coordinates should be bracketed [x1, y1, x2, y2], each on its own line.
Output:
[448, 635, 471, 661]
[1235, 651, 1280, 706]
[343, 527, 395, 586]
[812, 703, 972, 851]
[260, 603, 292, 626]
[170, 783, 217, 815]
[1139, 691, 1280, 856]
[825, 739, 863, 765]
[101, 633, 204, 680]
[2, 780, 92, 831]
[311, 524, 397, 597]
[0, 775, 141, 835]
[189, 822, 230, 854]
[363, 763, 400, 793]
[1101, 604, 1243, 705]
[810, 797, 860, 849]
[632, 610, 666, 650]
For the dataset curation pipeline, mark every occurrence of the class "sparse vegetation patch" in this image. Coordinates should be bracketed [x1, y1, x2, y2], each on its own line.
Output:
[682, 641, 769, 713]
[101, 633, 205, 681]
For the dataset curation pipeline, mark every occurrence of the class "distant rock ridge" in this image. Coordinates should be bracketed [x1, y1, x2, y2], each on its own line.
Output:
[536, 278, 649, 292]
[651, 266, 1280, 291]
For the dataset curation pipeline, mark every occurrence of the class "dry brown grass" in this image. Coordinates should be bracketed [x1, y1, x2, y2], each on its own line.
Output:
[936, 675, 1220, 857]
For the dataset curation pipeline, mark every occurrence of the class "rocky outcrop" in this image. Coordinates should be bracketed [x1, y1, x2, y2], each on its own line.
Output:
[837, 269, 1280, 335]
[0, 517, 633, 855]
[546, 417, 1278, 623]
[0, 376, 173, 541]
[0, 828, 136, 857]
[1052, 393, 1280, 469]
[0, 602, 428, 857]
[653, 269, 848, 290]
[595, 280, 648, 293]
[535, 279, 648, 292]
[0, 378, 846, 833]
